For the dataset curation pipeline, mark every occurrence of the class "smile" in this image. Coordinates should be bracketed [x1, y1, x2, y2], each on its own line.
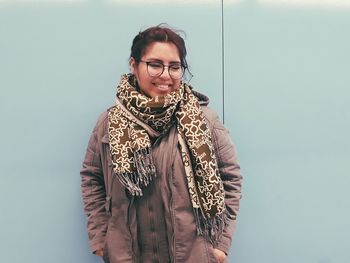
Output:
[154, 84, 171, 90]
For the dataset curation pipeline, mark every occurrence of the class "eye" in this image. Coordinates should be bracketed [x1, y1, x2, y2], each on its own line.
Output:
[148, 62, 163, 69]
[170, 64, 182, 70]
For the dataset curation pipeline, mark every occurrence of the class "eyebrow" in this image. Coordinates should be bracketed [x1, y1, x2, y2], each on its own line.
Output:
[143, 58, 181, 64]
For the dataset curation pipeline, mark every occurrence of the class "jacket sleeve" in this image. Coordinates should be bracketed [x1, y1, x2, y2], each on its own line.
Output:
[80, 112, 109, 253]
[203, 107, 243, 255]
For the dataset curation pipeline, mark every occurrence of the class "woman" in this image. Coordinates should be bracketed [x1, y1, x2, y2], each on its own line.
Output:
[80, 25, 242, 263]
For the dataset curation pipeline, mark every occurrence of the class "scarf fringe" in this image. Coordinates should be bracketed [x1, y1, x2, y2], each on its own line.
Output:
[116, 147, 156, 196]
[194, 208, 229, 245]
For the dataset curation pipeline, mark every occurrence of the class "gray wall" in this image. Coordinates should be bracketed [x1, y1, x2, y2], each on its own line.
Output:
[224, 2, 350, 262]
[1, 1, 349, 262]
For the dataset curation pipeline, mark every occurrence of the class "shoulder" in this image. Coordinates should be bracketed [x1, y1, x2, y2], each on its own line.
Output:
[201, 106, 218, 121]
[92, 106, 114, 139]
[190, 89, 218, 125]
[93, 111, 108, 132]
[190, 88, 225, 130]
[200, 106, 223, 129]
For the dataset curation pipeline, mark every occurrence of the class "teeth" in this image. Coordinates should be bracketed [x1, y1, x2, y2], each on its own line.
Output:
[156, 84, 169, 89]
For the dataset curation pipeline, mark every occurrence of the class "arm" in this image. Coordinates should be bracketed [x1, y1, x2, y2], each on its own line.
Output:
[80, 113, 109, 254]
[204, 108, 243, 255]
[214, 119, 242, 254]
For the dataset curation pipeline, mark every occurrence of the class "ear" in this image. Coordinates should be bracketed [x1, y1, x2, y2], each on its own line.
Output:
[129, 57, 137, 74]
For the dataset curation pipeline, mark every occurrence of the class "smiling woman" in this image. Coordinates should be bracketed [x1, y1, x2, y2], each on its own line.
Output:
[80, 24, 242, 263]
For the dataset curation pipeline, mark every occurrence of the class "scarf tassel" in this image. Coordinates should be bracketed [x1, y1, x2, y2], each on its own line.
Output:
[116, 147, 156, 196]
[194, 208, 229, 245]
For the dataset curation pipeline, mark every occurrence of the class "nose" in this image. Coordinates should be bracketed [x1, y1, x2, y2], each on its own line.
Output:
[159, 66, 171, 79]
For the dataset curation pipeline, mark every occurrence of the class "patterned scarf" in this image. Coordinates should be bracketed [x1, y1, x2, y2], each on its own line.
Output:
[108, 73, 226, 244]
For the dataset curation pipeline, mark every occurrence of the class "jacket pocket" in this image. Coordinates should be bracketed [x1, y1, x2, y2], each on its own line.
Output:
[204, 240, 220, 263]
[207, 246, 229, 263]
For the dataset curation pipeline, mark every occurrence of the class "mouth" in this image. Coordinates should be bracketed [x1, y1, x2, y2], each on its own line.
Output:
[153, 83, 172, 91]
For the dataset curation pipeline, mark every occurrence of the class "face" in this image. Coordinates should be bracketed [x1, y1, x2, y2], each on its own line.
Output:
[130, 41, 182, 98]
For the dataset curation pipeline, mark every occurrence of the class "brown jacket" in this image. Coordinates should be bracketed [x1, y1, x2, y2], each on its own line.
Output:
[80, 94, 242, 263]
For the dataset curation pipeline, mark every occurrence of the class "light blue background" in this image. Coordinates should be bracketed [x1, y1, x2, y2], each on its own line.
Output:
[1, 1, 349, 263]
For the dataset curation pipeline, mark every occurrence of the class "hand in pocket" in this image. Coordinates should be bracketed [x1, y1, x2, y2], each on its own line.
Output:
[95, 248, 104, 257]
[213, 248, 226, 263]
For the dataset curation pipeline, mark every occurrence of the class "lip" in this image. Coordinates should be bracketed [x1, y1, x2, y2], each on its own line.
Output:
[153, 83, 172, 91]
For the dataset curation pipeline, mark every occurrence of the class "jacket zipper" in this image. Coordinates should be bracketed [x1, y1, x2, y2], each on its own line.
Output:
[169, 163, 176, 263]
[169, 130, 179, 263]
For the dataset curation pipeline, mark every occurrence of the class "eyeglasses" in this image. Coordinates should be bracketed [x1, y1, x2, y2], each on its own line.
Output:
[139, 60, 185, 80]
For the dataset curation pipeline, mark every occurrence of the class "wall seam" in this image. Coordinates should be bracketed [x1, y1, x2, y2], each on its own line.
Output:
[221, 0, 225, 124]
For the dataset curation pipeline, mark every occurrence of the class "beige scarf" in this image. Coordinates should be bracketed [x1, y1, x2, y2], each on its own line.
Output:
[108, 73, 226, 243]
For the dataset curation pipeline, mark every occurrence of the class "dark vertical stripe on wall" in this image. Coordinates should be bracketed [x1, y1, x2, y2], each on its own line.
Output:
[221, 0, 225, 124]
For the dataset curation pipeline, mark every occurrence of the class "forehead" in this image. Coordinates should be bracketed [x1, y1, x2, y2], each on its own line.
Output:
[142, 42, 180, 62]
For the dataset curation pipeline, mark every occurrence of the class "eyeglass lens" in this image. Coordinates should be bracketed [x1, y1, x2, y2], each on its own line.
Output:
[147, 62, 183, 79]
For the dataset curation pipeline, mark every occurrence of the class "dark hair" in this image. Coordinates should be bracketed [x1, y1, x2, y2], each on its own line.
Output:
[130, 24, 191, 78]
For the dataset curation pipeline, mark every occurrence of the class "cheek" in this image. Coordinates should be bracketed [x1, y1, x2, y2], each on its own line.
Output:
[139, 74, 152, 88]
[173, 80, 181, 89]
[136, 74, 154, 96]
[134, 70, 149, 86]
